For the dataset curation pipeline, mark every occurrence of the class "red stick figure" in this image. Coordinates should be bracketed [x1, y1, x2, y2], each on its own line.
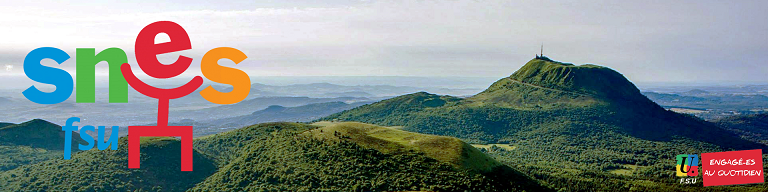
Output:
[122, 21, 202, 171]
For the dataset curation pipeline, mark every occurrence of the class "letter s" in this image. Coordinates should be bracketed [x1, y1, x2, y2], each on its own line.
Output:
[200, 47, 249, 104]
[78, 125, 95, 150]
[23, 47, 73, 104]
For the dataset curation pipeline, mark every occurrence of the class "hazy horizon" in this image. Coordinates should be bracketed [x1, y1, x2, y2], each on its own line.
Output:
[1, 73, 766, 92]
[1, 0, 767, 83]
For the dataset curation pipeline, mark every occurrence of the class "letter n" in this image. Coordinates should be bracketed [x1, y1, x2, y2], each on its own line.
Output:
[76, 48, 128, 103]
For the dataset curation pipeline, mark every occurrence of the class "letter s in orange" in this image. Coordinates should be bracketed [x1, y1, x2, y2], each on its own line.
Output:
[200, 47, 250, 104]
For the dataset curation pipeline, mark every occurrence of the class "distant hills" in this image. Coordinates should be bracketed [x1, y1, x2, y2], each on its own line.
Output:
[95, 100, 376, 137]
[229, 82, 484, 98]
[683, 89, 710, 96]
[203, 101, 372, 132]
[174, 96, 369, 122]
[0, 81, 455, 126]
[643, 91, 768, 120]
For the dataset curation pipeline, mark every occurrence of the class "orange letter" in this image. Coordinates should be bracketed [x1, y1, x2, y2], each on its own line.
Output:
[200, 47, 250, 104]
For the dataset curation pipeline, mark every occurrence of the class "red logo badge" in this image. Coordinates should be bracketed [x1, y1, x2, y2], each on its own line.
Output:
[701, 149, 764, 186]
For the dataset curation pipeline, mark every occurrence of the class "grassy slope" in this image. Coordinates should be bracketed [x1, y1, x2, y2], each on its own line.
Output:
[505, 60, 646, 102]
[192, 122, 548, 192]
[305, 122, 502, 172]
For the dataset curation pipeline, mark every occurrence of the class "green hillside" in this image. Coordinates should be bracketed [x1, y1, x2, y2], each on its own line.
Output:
[714, 114, 768, 145]
[0, 119, 87, 171]
[305, 122, 503, 172]
[192, 122, 547, 191]
[321, 58, 767, 190]
[0, 137, 218, 191]
[504, 59, 649, 102]
[0, 119, 86, 150]
[0, 121, 547, 191]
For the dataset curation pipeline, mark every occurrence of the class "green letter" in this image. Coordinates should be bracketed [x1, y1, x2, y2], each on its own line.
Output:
[76, 48, 128, 103]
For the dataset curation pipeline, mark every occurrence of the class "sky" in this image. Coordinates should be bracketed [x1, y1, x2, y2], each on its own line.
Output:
[0, 0, 767, 84]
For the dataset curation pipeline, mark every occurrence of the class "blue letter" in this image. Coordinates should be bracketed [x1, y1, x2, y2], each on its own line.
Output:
[78, 125, 95, 150]
[98, 126, 119, 150]
[62, 117, 79, 160]
[22, 47, 73, 104]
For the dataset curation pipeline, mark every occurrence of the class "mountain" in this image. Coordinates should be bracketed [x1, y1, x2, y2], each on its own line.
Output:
[0, 137, 218, 191]
[472, 58, 652, 106]
[321, 58, 766, 190]
[325, 58, 755, 145]
[191, 122, 547, 191]
[714, 114, 768, 145]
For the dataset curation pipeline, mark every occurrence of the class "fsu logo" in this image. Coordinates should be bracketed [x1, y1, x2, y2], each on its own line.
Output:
[676, 154, 700, 177]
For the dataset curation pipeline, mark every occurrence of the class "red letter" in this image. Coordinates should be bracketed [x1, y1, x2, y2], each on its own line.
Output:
[135, 21, 192, 78]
